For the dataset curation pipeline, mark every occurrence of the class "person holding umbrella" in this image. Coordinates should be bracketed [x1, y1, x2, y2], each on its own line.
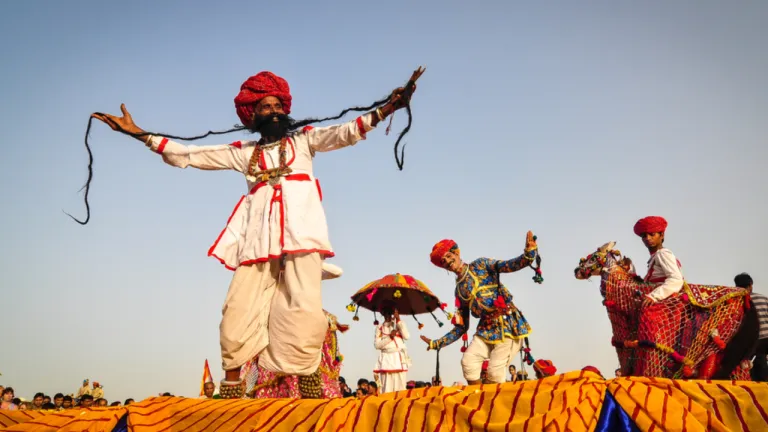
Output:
[374, 301, 411, 393]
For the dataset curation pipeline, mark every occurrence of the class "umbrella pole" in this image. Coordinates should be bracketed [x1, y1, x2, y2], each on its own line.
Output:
[435, 348, 441, 385]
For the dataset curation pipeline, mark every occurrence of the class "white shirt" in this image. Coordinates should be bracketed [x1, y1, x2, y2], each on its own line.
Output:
[644, 248, 684, 302]
[147, 114, 376, 270]
[374, 320, 410, 373]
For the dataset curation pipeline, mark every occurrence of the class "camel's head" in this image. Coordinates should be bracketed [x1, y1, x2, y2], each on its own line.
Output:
[574, 241, 626, 280]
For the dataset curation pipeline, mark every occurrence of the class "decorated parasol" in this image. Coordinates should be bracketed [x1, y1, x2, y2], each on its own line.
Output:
[347, 273, 451, 329]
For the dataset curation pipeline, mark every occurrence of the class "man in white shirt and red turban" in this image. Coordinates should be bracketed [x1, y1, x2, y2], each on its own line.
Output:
[92, 71, 415, 398]
[633, 216, 686, 374]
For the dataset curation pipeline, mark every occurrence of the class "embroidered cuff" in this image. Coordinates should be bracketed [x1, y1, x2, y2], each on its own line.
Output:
[146, 136, 169, 154]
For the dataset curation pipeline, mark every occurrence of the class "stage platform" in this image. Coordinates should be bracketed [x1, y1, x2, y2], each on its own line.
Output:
[2, 371, 766, 431]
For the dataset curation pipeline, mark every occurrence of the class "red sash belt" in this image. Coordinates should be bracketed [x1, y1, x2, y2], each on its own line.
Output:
[248, 173, 311, 195]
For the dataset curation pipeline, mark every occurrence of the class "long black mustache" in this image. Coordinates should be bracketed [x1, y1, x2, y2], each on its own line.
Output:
[69, 92, 411, 225]
[249, 113, 295, 136]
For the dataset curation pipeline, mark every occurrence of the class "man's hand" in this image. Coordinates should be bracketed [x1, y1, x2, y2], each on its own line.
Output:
[91, 104, 146, 140]
[390, 66, 425, 110]
[393, 309, 400, 321]
[525, 231, 537, 251]
[390, 86, 415, 110]
[420, 335, 432, 348]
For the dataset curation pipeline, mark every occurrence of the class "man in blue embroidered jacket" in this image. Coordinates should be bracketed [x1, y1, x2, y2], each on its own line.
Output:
[420, 231, 539, 384]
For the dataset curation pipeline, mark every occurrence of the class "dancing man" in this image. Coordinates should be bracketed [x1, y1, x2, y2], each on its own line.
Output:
[420, 231, 539, 384]
[92, 71, 416, 398]
[634, 216, 685, 373]
[374, 302, 410, 393]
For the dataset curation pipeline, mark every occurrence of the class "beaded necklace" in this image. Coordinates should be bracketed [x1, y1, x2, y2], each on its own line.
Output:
[245, 137, 292, 184]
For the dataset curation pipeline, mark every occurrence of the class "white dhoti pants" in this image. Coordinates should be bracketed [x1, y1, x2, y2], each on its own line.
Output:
[380, 372, 407, 394]
[219, 252, 326, 376]
[461, 335, 522, 383]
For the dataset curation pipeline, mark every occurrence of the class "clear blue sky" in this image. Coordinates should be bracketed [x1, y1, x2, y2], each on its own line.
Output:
[1, 1, 766, 402]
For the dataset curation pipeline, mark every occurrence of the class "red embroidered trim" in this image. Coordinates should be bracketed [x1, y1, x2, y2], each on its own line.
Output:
[315, 179, 323, 201]
[208, 173, 325, 270]
[356, 117, 366, 138]
[156, 137, 168, 154]
[248, 173, 311, 195]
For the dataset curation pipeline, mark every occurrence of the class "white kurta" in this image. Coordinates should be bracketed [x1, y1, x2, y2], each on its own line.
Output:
[644, 248, 684, 302]
[146, 114, 376, 270]
[374, 320, 410, 393]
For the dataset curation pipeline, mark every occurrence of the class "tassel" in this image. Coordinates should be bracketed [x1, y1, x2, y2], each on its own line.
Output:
[373, 312, 379, 326]
[353, 305, 360, 322]
[430, 311, 444, 327]
[413, 315, 422, 328]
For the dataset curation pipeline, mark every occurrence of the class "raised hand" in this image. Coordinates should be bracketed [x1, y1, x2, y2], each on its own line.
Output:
[391, 66, 425, 110]
[525, 231, 537, 251]
[91, 104, 146, 140]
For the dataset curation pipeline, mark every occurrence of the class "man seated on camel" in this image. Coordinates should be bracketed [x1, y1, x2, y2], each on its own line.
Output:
[419, 232, 539, 384]
[634, 216, 685, 370]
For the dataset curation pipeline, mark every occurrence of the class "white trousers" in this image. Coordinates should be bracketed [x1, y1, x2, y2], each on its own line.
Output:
[219, 252, 326, 375]
[461, 335, 522, 383]
[380, 372, 407, 394]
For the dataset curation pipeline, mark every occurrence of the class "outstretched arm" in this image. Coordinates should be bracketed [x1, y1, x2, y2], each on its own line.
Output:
[145, 136, 246, 172]
[307, 81, 419, 153]
[92, 104, 245, 171]
[427, 304, 470, 350]
[487, 231, 539, 273]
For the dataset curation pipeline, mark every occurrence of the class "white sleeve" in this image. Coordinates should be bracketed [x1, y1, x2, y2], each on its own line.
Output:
[374, 326, 390, 350]
[397, 320, 410, 340]
[304, 113, 377, 153]
[147, 136, 247, 172]
[647, 250, 684, 301]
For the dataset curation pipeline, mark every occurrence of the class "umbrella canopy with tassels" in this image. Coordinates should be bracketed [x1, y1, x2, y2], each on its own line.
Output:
[347, 273, 451, 328]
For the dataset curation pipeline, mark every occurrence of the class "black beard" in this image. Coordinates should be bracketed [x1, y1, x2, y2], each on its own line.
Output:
[250, 113, 294, 139]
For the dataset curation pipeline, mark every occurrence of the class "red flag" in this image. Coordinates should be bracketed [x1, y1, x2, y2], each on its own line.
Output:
[200, 359, 213, 396]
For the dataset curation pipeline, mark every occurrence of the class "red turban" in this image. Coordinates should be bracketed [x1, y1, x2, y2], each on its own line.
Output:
[534, 359, 557, 376]
[430, 239, 458, 268]
[234, 71, 292, 127]
[633, 216, 668, 236]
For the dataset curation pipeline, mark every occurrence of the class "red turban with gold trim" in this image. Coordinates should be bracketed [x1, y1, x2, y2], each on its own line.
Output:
[430, 239, 458, 268]
[633, 216, 668, 236]
[234, 71, 292, 127]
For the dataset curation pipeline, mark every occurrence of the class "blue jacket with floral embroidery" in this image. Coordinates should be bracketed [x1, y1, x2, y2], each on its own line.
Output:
[431, 250, 536, 349]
